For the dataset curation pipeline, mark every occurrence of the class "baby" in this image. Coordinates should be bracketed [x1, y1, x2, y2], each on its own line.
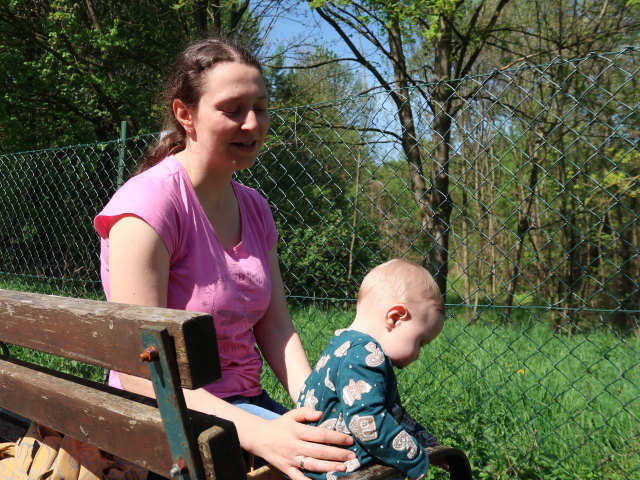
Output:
[297, 259, 445, 480]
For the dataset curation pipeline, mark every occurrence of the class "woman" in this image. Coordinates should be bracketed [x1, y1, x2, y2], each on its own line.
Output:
[94, 37, 354, 480]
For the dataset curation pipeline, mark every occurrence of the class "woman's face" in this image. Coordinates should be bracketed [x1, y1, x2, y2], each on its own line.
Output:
[190, 62, 269, 171]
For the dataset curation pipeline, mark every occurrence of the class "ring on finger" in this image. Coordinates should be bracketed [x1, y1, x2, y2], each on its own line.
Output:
[300, 456, 307, 470]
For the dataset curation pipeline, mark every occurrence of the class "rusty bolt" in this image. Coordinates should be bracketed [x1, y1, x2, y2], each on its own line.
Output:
[139, 345, 159, 362]
[169, 458, 187, 477]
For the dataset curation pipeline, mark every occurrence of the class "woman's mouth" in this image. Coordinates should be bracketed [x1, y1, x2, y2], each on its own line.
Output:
[231, 141, 257, 151]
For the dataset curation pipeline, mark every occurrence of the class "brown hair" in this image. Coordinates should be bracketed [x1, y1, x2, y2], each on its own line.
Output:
[138, 37, 263, 173]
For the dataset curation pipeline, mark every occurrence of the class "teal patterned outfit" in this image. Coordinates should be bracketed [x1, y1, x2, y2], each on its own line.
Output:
[297, 329, 436, 480]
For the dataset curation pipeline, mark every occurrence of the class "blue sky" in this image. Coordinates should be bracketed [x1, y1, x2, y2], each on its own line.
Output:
[260, 2, 359, 65]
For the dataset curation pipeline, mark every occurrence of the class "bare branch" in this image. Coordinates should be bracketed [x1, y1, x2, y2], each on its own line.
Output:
[300, 119, 403, 142]
[459, 0, 512, 78]
[314, 6, 395, 94]
[320, 3, 393, 60]
[266, 57, 360, 70]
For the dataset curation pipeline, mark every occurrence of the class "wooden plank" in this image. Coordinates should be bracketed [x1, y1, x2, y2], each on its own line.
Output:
[0, 289, 219, 389]
[0, 357, 175, 476]
[343, 464, 403, 480]
[246, 466, 283, 479]
[343, 447, 472, 480]
[0, 358, 245, 480]
[246, 463, 402, 480]
[197, 419, 247, 480]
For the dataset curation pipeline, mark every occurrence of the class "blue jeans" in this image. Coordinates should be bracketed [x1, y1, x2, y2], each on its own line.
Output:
[224, 391, 288, 469]
[225, 390, 288, 420]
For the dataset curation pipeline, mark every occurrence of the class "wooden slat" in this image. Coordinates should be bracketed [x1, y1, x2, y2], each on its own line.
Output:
[0, 289, 219, 389]
[0, 357, 174, 475]
[197, 419, 247, 480]
[343, 464, 403, 480]
[246, 463, 402, 480]
[0, 358, 246, 480]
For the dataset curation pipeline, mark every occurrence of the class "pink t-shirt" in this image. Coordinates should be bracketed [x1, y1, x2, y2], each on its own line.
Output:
[94, 155, 277, 398]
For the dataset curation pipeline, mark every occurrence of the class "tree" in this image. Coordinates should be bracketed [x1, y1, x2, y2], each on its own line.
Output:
[0, 0, 268, 152]
[477, 1, 639, 319]
[307, 0, 513, 296]
[307, 0, 638, 304]
[244, 46, 379, 300]
[0, 0, 271, 297]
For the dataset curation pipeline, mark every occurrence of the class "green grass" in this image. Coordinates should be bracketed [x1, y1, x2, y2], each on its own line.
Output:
[0, 274, 105, 300]
[1, 277, 107, 383]
[262, 306, 640, 480]
[6, 345, 107, 383]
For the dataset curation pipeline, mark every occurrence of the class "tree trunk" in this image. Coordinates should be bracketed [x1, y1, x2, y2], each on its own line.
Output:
[194, 0, 209, 37]
[389, 16, 452, 295]
[387, 18, 428, 213]
[427, 14, 454, 296]
[502, 137, 541, 315]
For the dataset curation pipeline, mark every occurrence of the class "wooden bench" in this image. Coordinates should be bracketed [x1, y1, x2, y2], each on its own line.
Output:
[0, 289, 471, 480]
[0, 288, 245, 479]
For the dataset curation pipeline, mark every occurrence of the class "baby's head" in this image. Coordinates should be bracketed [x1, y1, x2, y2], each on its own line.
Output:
[351, 259, 444, 368]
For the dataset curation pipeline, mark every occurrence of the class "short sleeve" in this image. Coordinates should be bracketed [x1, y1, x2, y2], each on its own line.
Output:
[94, 175, 180, 256]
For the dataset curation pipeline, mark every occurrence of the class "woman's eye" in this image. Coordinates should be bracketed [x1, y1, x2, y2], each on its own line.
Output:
[218, 104, 239, 114]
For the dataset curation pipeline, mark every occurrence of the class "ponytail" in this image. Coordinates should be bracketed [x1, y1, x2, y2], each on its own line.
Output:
[136, 129, 185, 174]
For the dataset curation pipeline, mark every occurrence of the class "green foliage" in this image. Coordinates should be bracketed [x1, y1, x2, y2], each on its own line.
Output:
[277, 207, 378, 301]
[0, 0, 261, 152]
[0, 1, 171, 150]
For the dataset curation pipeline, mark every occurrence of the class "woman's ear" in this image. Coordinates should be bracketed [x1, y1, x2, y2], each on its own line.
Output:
[173, 99, 194, 132]
[384, 304, 409, 331]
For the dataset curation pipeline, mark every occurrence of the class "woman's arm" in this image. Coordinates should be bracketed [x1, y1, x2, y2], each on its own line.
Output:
[254, 247, 311, 399]
[108, 217, 354, 479]
[108, 215, 170, 398]
[108, 215, 169, 307]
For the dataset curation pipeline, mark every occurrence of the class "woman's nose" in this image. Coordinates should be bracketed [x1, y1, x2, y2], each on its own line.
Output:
[242, 109, 259, 131]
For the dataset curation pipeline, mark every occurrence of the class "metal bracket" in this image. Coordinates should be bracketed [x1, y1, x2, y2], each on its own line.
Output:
[140, 325, 205, 480]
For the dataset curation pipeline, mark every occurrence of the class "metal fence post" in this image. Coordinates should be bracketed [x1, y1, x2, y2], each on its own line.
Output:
[117, 120, 127, 188]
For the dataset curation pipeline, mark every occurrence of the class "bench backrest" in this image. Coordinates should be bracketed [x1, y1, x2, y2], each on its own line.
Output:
[0, 289, 220, 388]
[0, 289, 244, 480]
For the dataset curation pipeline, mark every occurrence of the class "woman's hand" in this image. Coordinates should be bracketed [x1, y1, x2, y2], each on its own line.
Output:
[249, 407, 355, 480]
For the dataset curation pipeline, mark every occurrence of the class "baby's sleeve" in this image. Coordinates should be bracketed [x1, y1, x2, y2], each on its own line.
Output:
[336, 342, 429, 479]
[391, 403, 441, 451]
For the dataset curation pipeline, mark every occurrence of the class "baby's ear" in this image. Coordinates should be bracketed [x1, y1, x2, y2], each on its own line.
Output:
[385, 304, 409, 331]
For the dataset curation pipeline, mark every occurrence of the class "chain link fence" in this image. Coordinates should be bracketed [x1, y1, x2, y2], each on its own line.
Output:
[1, 49, 638, 479]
